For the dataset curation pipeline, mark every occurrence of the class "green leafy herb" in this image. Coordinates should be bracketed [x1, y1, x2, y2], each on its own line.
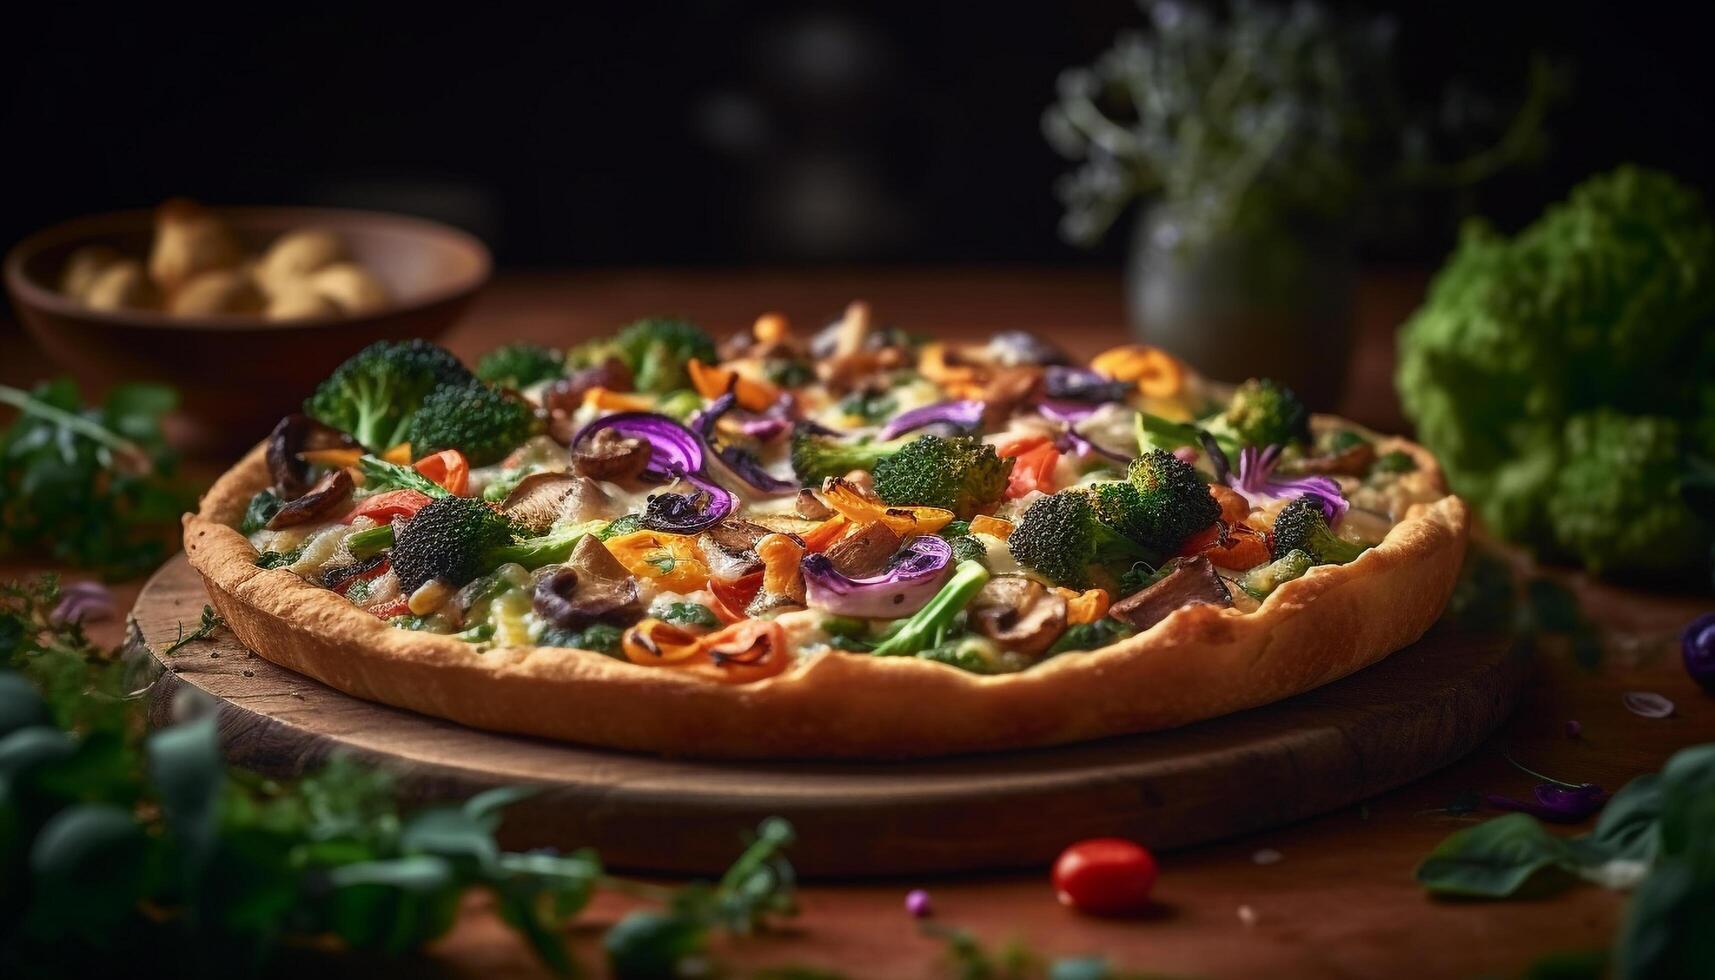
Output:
[598, 514, 646, 541]
[0, 574, 801, 976]
[0, 379, 189, 578]
[356, 455, 448, 498]
[162, 605, 224, 655]
[537, 623, 623, 654]
[838, 390, 896, 425]
[253, 548, 301, 570]
[1372, 450, 1417, 474]
[240, 489, 283, 535]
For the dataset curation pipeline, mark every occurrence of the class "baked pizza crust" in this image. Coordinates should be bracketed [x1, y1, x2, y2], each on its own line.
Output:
[183, 432, 1468, 759]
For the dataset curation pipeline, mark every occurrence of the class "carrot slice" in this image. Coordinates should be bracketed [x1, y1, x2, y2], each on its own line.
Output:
[687, 358, 780, 412]
[413, 449, 469, 496]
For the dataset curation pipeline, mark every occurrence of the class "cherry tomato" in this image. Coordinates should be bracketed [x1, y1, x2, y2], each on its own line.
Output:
[1052, 838, 1157, 915]
[343, 489, 432, 525]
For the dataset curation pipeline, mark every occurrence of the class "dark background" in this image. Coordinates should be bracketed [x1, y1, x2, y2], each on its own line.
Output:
[4, 1, 1711, 267]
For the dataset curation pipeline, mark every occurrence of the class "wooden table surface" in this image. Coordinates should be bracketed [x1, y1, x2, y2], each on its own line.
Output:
[4, 269, 1713, 978]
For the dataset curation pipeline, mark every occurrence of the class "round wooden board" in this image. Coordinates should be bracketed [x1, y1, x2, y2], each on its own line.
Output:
[132, 553, 1525, 878]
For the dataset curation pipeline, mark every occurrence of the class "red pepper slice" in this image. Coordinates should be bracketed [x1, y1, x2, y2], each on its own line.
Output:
[413, 449, 470, 496]
[343, 489, 432, 525]
[369, 598, 410, 619]
[1004, 441, 1061, 498]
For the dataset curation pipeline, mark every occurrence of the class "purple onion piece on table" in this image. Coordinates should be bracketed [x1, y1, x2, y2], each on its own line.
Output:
[1485, 782, 1609, 823]
[1682, 612, 1715, 694]
[1623, 691, 1676, 719]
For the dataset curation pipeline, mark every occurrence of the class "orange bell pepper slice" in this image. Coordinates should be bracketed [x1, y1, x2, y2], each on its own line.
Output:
[969, 515, 1013, 540]
[604, 530, 711, 593]
[755, 533, 805, 602]
[582, 387, 657, 412]
[1091, 344, 1187, 399]
[412, 449, 470, 496]
[753, 312, 790, 345]
[1179, 520, 1270, 570]
[687, 358, 780, 412]
[821, 478, 954, 535]
[800, 515, 852, 552]
[685, 619, 791, 684]
[1209, 484, 1250, 525]
[1053, 587, 1111, 625]
[709, 571, 763, 622]
[622, 618, 704, 664]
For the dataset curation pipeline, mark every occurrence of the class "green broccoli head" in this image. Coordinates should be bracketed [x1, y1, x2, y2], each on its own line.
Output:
[871, 435, 1013, 518]
[1126, 449, 1222, 552]
[788, 426, 907, 483]
[475, 342, 566, 389]
[1224, 378, 1311, 447]
[304, 339, 474, 451]
[613, 317, 718, 394]
[391, 495, 519, 593]
[1046, 618, 1135, 655]
[1270, 496, 1366, 565]
[1548, 410, 1710, 578]
[1008, 490, 1153, 588]
[1397, 166, 1715, 578]
[404, 382, 538, 467]
[1238, 549, 1315, 600]
[405, 383, 537, 467]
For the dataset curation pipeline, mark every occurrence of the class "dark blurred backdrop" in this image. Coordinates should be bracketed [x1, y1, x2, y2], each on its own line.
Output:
[4, 1, 1711, 267]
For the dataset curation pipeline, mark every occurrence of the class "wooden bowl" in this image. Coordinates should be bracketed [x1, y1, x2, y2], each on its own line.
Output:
[4, 206, 490, 453]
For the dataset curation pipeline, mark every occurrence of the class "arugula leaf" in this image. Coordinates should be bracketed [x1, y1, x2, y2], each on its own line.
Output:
[356, 455, 448, 498]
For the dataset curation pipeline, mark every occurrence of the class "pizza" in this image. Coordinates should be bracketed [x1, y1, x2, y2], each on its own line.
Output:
[184, 302, 1468, 758]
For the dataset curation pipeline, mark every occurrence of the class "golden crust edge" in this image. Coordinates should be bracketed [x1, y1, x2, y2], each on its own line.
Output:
[183, 435, 1469, 759]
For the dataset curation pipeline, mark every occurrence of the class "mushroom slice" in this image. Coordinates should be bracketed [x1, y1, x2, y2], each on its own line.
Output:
[265, 469, 354, 529]
[1108, 556, 1232, 632]
[795, 488, 833, 521]
[696, 519, 772, 580]
[1287, 442, 1376, 477]
[267, 413, 359, 500]
[822, 522, 902, 579]
[969, 576, 1068, 659]
[531, 536, 643, 629]
[572, 428, 653, 483]
[501, 473, 615, 532]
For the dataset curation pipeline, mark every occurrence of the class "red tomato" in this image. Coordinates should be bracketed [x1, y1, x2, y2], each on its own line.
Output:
[413, 449, 470, 496]
[1052, 838, 1158, 915]
[343, 489, 432, 525]
[708, 571, 764, 622]
[1005, 442, 1061, 498]
[332, 559, 390, 597]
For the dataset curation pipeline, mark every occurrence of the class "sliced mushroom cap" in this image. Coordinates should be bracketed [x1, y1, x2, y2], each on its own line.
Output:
[823, 521, 903, 578]
[501, 472, 616, 533]
[265, 469, 354, 529]
[980, 367, 1045, 429]
[266, 413, 359, 500]
[571, 428, 653, 483]
[795, 488, 834, 521]
[1108, 556, 1232, 632]
[696, 519, 772, 580]
[531, 536, 643, 629]
[969, 576, 1068, 659]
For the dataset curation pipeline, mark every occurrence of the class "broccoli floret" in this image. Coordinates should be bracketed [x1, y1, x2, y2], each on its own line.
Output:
[1046, 618, 1135, 655]
[653, 389, 705, 421]
[240, 489, 282, 535]
[1238, 549, 1315, 600]
[475, 343, 565, 389]
[1127, 449, 1222, 552]
[537, 622, 623, 654]
[838, 390, 897, 425]
[485, 520, 606, 570]
[871, 435, 1013, 519]
[404, 382, 537, 467]
[1270, 496, 1367, 565]
[1224, 378, 1311, 447]
[789, 427, 908, 483]
[945, 535, 989, 565]
[871, 560, 991, 657]
[1397, 166, 1715, 578]
[304, 339, 474, 451]
[1008, 491, 1154, 589]
[613, 317, 718, 394]
[1548, 411, 1709, 577]
[917, 635, 1014, 674]
[390, 496, 519, 593]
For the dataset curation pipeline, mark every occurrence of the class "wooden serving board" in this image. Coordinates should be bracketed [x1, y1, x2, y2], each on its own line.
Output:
[132, 554, 1525, 877]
